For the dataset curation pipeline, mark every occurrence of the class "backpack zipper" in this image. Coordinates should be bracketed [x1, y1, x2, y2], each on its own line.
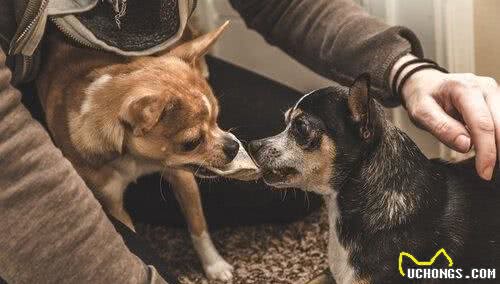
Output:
[51, 18, 101, 50]
[10, 0, 49, 55]
[10, 0, 49, 83]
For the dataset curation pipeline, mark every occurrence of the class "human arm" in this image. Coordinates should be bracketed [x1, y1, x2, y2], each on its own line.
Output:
[229, 0, 422, 105]
[0, 50, 167, 283]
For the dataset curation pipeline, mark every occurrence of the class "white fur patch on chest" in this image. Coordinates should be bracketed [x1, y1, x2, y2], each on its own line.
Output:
[111, 155, 161, 182]
[324, 193, 357, 284]
[100, 155, 162, 200]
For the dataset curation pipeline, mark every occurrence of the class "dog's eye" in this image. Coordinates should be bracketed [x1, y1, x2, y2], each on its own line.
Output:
[293, 118, 309, 138]
[181, 136, 204, 152]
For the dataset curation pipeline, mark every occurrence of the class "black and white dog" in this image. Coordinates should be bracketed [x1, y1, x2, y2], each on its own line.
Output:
[248, 75, 500, 283]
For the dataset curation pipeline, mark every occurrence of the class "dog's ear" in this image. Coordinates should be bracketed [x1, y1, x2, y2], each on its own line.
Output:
[348, 73, 376, 140]
[119, 94, 175, 136]
[169, 21, 229, 65]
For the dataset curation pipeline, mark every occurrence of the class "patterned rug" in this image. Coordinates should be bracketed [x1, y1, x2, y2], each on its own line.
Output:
[138, 207, 329, 283]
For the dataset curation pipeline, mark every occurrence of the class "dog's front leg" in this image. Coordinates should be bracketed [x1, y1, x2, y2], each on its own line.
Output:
[96, 174, 135, 232]
[99, 175, 135, 231]
[164, 169, 233, 281]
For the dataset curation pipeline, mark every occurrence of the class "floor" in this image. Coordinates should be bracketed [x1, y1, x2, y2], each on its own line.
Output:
[138, 207, 329, 284]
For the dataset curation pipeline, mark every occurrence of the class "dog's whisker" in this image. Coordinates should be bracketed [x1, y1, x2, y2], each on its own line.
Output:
[193, 157, 209, 176]
[159, 162, 170, 203]
[304, 191, 311, 210]
[282, 189, 288, 202]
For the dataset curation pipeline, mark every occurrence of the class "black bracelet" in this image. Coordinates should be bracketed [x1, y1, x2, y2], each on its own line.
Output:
[391, 58, 439, 99]
[397, 64, 449, 107]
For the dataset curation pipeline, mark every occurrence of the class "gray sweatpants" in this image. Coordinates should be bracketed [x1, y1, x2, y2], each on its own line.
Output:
[0, 51, 167, 283]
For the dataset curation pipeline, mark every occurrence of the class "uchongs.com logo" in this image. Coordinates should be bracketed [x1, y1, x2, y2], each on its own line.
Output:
[398, 248, 496, 280]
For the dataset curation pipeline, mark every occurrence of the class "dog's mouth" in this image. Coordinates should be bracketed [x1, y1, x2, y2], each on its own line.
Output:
[184, 160, 261, 180]
[182, 139, 261, 180]
[184, 164, 220, 178]
[262, 167, 299, 187]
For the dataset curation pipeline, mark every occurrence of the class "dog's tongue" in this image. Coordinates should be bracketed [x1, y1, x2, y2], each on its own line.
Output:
[206, 134, 261, 181]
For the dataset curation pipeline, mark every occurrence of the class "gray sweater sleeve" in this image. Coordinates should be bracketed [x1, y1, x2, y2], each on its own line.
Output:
[0, 50, 166, 283]
[229, 0, 423, 107]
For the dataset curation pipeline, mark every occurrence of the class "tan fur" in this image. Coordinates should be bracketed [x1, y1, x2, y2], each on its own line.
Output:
[165, 169, 207, 236]
[283, 108, 336, 194]
[36, 22, 235, 280]
[303, 134, 336, 193]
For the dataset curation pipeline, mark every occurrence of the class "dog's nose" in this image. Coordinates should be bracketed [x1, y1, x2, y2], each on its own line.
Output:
[248, 140, 264, 156]
[223, 138, 239, 161]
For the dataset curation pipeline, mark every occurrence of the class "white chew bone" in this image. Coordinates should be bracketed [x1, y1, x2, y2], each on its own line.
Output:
[206, 133, 261, 181]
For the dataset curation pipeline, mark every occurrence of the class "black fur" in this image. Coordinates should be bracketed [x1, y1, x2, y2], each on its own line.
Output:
[254, 77, 500, 283]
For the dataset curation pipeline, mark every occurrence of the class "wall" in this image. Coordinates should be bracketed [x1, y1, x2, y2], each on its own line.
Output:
[474, 0, 500, 81]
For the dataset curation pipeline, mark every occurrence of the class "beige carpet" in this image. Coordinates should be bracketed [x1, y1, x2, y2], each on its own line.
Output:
[138, 207, 329, 284]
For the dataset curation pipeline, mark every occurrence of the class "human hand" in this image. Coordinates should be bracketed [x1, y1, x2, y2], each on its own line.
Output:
[392, 55, 500, 180]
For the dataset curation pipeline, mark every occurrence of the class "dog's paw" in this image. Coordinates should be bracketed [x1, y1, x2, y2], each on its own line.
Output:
[204, 259, 234, 281]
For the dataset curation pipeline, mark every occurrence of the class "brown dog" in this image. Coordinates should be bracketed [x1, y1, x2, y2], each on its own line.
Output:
[36, 22, 248, 281]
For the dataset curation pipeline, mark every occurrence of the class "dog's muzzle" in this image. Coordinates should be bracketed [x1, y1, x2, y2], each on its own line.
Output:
[200, 133, 261, 181]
